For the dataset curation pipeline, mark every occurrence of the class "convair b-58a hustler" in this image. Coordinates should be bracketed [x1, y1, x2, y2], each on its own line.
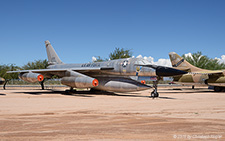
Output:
[7, 41, 187, 98]
[169, 52, 225, 92]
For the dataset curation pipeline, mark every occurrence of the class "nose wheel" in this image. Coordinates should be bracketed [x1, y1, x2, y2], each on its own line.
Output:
[151, 89, 159, 98]
[150, 79, 159, 99]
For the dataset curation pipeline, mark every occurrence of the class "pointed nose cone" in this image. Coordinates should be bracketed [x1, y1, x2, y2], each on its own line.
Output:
[156, 66, 187, 76]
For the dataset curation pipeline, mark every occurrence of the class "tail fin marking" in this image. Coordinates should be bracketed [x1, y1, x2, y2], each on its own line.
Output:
[169, 52, 205, 72]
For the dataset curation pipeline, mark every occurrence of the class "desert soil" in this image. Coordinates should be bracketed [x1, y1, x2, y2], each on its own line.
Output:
[0, 86, 225, 140]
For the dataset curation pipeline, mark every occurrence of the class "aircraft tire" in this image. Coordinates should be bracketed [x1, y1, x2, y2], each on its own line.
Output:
[151, 92, 154, 97]
[221, 87, 225, 92]
[155, 92, 159, 97]
[214, 86, 221, 92]
[151, 91, 159, 98]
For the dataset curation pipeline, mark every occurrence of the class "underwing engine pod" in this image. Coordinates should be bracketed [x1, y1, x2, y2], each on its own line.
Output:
[19, 72, 44, 83]
[94, 77, 151, 93]
[61, 76, 99, 88]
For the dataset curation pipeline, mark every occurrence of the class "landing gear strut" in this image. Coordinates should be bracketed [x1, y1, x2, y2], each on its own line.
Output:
[151, 79, 159, 98]
[3, 79, 9, 90]
[70, 87, 75, 92]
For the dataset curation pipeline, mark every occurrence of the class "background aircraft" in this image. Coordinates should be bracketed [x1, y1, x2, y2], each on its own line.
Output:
[169, 52, 225, 92]
[0, 77, 5, 85]
[7, 41, 187, 97]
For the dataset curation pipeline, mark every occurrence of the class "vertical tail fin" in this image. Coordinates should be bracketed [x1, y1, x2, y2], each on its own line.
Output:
[45, 40, 63, 65]
[169, 52, 204, 72]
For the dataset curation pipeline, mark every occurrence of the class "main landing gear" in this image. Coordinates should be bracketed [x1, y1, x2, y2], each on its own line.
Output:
[3, 79, 46, 90]
[39, 80, 45, 90]
[3, 79, 9, 90]
[214, 86, 225, 92]
[151, 80, 159, 98]
[65, 87, 77, 94]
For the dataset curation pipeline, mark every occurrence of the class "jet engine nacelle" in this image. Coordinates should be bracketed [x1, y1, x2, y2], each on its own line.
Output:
[61, 76, 99, 88]
[19, 72, 44, 83]
[95, 77, 151, 92]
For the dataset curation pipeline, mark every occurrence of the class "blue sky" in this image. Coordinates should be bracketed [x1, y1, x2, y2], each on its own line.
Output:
[0, 0, 225, 66]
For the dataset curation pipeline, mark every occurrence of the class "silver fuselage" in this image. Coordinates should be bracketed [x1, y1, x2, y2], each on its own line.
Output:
[47, 58, 156, 78]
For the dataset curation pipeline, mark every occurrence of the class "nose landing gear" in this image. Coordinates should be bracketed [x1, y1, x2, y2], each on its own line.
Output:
[150, 79, 159, 98]
[151, 89, 159, 98]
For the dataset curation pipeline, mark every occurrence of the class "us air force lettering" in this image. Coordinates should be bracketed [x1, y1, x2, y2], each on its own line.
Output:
[7, 41, 187, 98]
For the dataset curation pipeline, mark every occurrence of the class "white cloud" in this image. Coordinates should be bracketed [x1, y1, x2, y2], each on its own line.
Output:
[92, 56, 97, 62]
[135, 55, 171, 67]
[147, 56, 154, 63]
[215, 55, 225, 64]
[136, 55, 143, 58]
[184, 53, 192, 58]
[221, 55, 225, 63]
[154, 58, 172, 67]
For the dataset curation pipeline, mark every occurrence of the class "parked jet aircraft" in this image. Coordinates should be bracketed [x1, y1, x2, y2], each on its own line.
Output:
[0, 77, 5, 85]
[169, 52, 225, 92]
[7, 41, 187, 97]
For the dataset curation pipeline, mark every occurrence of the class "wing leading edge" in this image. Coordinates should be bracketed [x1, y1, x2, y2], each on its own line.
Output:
[7, 67, 114, 74]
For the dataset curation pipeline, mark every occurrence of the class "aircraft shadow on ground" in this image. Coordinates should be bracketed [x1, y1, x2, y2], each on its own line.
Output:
[15, 90, 93, 97]
[14, 90, 175, 99]
[161, 88, 216, 94]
